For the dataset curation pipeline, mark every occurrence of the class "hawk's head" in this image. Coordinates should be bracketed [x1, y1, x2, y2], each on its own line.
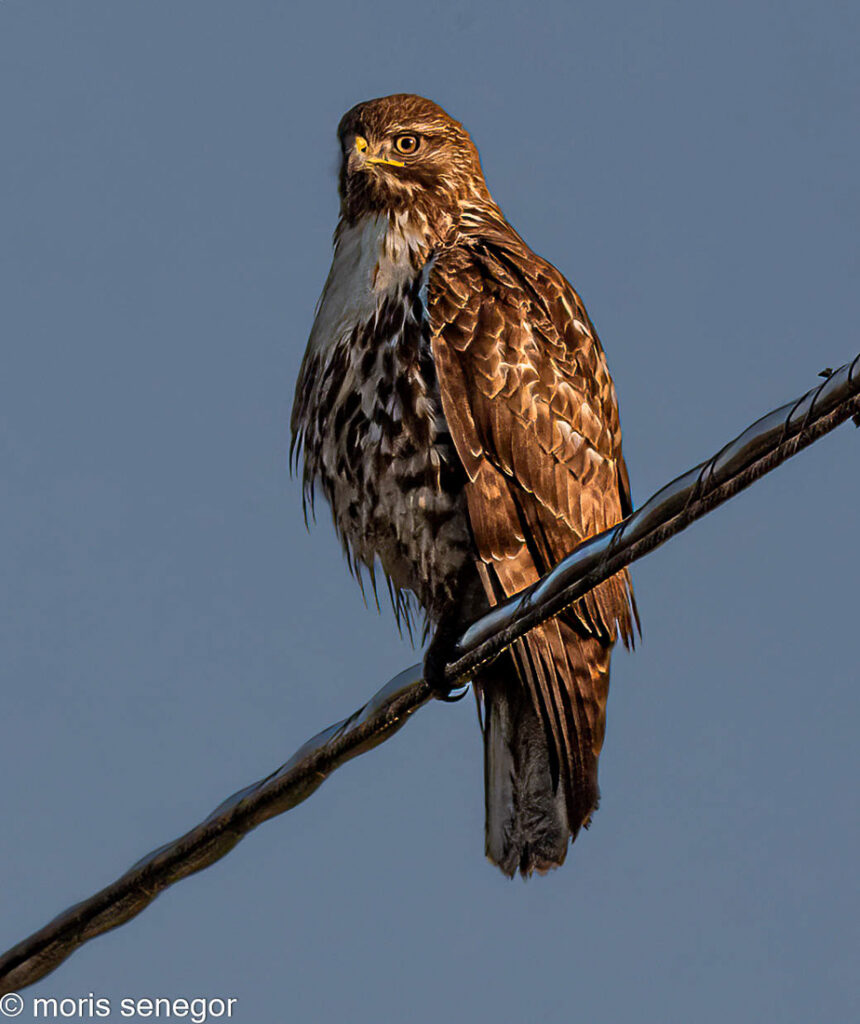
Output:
[337, 94, 492, 233]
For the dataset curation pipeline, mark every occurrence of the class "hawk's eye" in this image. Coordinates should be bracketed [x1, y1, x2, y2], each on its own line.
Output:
[394, 134, 420, 155]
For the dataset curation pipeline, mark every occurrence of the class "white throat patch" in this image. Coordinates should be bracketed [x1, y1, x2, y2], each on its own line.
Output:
[307, 213, 428, 359]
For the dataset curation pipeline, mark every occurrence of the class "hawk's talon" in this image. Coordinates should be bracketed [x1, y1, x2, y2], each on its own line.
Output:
[423, 625, 468, 702]
[434, 682, 471, 703]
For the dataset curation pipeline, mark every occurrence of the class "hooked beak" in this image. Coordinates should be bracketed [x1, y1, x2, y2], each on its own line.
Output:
[353, 134, 404, 168]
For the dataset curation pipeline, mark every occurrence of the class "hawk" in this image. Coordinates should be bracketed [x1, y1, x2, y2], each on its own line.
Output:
[291, 94, 637, 877]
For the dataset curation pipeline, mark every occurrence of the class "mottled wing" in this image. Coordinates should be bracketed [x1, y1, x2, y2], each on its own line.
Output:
[428, 228, 637, 831]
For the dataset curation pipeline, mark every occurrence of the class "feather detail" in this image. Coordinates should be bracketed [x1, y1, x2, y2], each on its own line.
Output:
[428, 214, 638, 869]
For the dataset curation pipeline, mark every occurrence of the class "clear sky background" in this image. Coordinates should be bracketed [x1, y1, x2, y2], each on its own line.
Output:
[2, 2, 858, 1021]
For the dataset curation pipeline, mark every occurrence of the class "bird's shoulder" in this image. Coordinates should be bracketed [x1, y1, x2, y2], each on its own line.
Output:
[427, 218, 625, 470]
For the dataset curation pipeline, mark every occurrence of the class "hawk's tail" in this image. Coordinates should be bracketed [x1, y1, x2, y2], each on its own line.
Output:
[479, 623, 611, 878]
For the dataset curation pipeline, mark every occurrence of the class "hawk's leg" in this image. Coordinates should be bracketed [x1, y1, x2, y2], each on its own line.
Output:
[423, 564, 488, 702]
[423, 616, 468, 702]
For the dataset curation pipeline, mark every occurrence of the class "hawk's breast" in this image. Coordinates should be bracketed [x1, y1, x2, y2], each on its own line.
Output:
[292, 215, 473, 619]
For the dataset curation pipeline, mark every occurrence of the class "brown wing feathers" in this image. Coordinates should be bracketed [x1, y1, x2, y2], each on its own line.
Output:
[429, 232, 636, 836]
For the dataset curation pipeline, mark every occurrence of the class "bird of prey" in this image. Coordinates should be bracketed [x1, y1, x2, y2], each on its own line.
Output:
[291, 94, 637, 877]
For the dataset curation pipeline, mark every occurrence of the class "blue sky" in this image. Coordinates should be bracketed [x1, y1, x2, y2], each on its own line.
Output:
[1, 2, 858, 1021]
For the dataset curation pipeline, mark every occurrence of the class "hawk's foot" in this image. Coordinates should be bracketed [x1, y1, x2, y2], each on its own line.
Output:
[424, 622, 470, 702]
